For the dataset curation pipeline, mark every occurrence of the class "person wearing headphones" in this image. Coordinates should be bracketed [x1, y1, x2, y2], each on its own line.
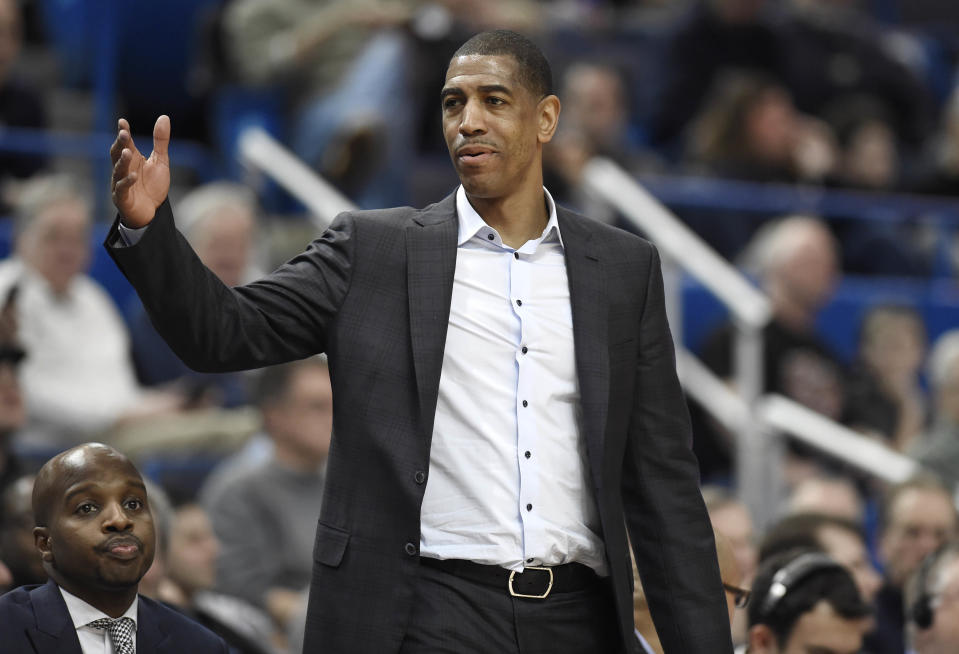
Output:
[744, 549, 871, 654]
[906, 542, 959, 654]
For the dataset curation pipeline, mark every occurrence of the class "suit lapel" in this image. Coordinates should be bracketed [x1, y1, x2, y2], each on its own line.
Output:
[558, 208, 609, 493]
[407, 194, 458, 443]
[135, 597, 164, 654]
[27, 581, 83, 654]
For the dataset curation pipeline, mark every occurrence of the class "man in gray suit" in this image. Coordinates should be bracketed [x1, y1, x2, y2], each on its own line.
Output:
[107, 30, 732, 654]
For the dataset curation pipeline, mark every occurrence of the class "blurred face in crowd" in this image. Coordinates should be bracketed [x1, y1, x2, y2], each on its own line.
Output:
[816, 524, 881, 603]
[710, 501, 758, 584]
[880, 487, 957, 588]
[19, 199, 91, 296]
[0, 475, 44, 586]
[442, 54, 558, 203]
[751, 600, 868, 654]
[744, 88, 799, 165]
[562, 65, 626, 149]
[193, 205, 255, 288]
[166, 504, 219, 596]
[33, 445, 155, 616]
[861, 310, 924, 390]
[914, 557, 959, 654]
[265, 364, 333, 469]
[0, 0, 21, 85]
[788, 477, 863, 522]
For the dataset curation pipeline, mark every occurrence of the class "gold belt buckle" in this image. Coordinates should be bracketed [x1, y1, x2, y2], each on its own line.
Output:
[508, 566, 554, 599]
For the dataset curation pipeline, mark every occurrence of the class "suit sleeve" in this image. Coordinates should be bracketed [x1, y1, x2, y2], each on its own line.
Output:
[106, 198, 354, 372]
[621, 244, 733, 653]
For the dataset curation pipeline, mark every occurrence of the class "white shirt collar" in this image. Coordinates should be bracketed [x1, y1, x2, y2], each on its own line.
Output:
[59, 585, 139, 630]
[454, 185, 563, 248]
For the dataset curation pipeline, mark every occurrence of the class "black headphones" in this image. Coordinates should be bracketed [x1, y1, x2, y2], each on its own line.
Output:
[911, 549, 942, 630]
[759, 552, 846, 619]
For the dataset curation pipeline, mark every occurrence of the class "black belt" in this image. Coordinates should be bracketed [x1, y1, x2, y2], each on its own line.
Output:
[420, 557, 598, 599]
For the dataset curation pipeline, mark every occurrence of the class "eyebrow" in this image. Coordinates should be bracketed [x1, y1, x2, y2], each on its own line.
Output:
[64, 479, 147, 503]
[441, 84, 514, 100]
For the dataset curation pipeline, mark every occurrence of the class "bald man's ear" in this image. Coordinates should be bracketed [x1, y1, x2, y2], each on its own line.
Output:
[748, 624, 778, 653]
[34, 526, 54, 562]
[537, 95, 560, 144]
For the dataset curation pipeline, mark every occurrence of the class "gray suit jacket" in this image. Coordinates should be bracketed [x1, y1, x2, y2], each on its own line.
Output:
[107, 192, 733, 653]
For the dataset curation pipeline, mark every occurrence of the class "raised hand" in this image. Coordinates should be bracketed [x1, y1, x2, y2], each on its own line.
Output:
[110, 115, 171, 228]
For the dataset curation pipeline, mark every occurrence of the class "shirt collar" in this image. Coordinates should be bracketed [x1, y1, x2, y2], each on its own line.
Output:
[59, 585, 139, 630]
[455, 185, 563, 248]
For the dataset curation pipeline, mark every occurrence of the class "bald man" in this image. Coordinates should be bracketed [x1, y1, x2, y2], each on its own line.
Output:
[0, 443, 227, 653]
[633, 529, 746, 653]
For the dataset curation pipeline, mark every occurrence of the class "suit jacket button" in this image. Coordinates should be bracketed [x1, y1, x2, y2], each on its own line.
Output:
[414, 471, 426, 484]
[405, 542, 418, 556]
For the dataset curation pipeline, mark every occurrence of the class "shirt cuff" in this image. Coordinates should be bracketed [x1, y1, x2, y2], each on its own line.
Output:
[116, 222, 149, 247]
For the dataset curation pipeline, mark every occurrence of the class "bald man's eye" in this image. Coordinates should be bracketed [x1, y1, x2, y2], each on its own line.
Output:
[76, 502, 98, 515]
[124, 499, 143, 512]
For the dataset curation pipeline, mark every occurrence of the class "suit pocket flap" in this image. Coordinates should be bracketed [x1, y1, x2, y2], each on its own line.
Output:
[313, 521, 350, 567]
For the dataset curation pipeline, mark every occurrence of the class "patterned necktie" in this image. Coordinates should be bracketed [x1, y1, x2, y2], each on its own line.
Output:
[87, 616, 136, 654]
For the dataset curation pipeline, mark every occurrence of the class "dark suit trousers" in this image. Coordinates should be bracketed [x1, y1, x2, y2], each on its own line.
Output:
[398, 561, 625, 654]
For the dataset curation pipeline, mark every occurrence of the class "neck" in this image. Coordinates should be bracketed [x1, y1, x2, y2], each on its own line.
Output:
[466, 182, 549, 249]
[57, 577, 137, 619]
[273, 442, 324, 473]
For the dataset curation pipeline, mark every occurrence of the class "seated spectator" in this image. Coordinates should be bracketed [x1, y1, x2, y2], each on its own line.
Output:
[910, 330, 959, 490]
[0, 474, 44, 592]
[128, 182, 263, 408]
[759, 512, 881, 604]
[785, 474, 864, 522]
[916, 85, 959, 197]
[867, 474, 958, 654]
[157, 502, 277, 654]
[685, 73, 837, 185]
[745, 550, 871, 654]
[632, 527, 746, 653]
[906, 542, 959, 654]
[0, 442, 227, 652]
[0, 281, 25, 493]
[0, 0, 48, 202]
[845, 305, 927, 451]
[201, 356, 332, 630]
[0, 175, 177, 448]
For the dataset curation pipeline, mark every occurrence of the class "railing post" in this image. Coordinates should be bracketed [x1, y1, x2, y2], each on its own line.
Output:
[660, 253, 682, 355]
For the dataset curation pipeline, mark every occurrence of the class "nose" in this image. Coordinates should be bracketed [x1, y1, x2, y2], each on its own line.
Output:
[459, 98, 486, 137]
[102, 501, 134, 532]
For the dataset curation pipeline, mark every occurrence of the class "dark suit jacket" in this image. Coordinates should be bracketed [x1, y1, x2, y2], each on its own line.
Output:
[0, 581, 228, 653]
[107, 193, 733, 653]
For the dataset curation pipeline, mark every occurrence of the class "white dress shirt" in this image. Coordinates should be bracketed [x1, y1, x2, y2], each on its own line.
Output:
[419, 186, 606, 574]
[59, 586, 139, 654]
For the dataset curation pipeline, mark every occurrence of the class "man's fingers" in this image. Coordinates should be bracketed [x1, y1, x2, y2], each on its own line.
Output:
[152, 115, 171, 164]
[111, 148, 131, 185]
[111, 172, 138, 205]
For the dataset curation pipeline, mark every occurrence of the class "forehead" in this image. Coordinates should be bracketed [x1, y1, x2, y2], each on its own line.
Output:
[444, 54, 521, 89]
[52, 450, 142, 501]
[892, 488, 954, 525]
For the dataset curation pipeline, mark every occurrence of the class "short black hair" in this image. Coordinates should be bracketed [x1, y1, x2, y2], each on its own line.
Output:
[451, 30, 553, 98]
[759, 512, 865, 562]
[749, 549, 871, 645]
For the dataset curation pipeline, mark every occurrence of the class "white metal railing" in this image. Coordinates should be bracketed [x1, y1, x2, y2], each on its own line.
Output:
[238, 127, 357, 229]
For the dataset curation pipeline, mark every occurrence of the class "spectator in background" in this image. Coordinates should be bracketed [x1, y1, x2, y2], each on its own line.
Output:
[685, 73, 837, 185]
[0, 0, 48, 203]
[129, 182, 263, 408]
[910, 330, 959, 489]
[156, 502, 277, 654]
[0, 175, 178, 448]
[785, 474, 864, 522]
[648, 0, 782, 148]
[868, 475, 958, 654]
[0, 474, 43, 591]
[745, 550, 871, 654]
[759, 512, 881, 604]
[0, 280, 25, 494]
[846, 305, 927, 451]
[916, 85, 959, 196]
[201, 357, 332, 631]
[906, 542, 959, 654]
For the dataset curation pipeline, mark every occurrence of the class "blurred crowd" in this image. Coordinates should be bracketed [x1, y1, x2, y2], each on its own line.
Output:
[0, 0, 957, 652]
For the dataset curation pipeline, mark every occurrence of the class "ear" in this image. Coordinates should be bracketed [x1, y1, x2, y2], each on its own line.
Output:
[537, 95, 561, 145]
[34, 526, 54, 563]
[748, 624, 778, 653]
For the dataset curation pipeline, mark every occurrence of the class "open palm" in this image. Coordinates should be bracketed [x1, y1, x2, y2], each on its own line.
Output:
[110, 116, 171, 228]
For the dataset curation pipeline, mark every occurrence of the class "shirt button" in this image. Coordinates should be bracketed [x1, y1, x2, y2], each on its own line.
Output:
[522, 400, 528, 408]
[487, 233, 494, 241]
[414, 471, 426, 484]
[516, 299, 522, 306]
[405, 542, 418, 556]
[513, 252, 519, 259]
[521, 346, 528, 354]
[525, 451, 531, 459]
[526, 504, 533, 512]
[527, 557, 534, 563]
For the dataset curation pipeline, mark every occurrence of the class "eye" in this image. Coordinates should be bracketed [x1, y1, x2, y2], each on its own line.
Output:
[443, 97, 461, 110]
[486, 96, 505, 105]
[76, 502, 98, 515]
[124, 498, 143, 511]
